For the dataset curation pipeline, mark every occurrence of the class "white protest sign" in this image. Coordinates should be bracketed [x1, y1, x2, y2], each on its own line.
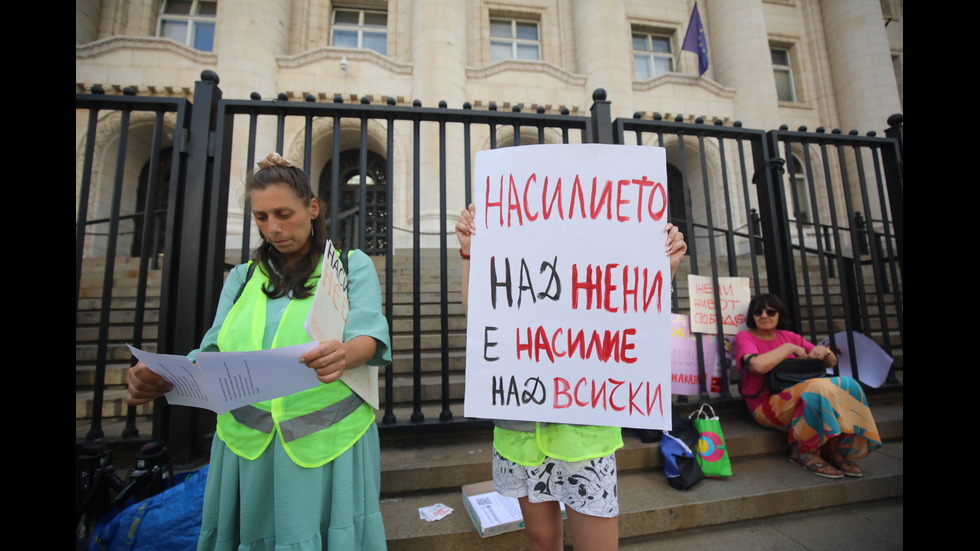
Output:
[464, 144, 672, 430]
[687, 275, 750, 335]
[305, 240, 379, 409]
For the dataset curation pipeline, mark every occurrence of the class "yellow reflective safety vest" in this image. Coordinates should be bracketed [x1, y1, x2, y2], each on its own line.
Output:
[215, 260, 375, 468]
[492, 420, 623, 466]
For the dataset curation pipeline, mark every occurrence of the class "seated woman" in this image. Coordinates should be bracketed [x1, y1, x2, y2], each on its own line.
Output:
[734, 294, 882, 479]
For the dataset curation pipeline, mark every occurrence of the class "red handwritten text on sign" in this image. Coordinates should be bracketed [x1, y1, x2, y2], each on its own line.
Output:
[484, 173, 667, 228]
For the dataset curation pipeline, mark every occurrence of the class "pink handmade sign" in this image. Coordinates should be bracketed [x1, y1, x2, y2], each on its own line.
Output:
[669, 314, 734, 397]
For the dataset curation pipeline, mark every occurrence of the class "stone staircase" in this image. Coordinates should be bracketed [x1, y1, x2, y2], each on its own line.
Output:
[377, 393, 902, 549]
[76, 257, 162, 433]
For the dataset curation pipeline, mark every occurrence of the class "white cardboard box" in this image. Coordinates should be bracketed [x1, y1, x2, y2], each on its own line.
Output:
[461, 481, 566, 538]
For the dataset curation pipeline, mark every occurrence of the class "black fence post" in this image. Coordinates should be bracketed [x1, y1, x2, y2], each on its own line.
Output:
[203, 73, 235, 321]
[589, 89, 614, 144]
[882, 114, 903, 279]
[156, 71, 223, 465]
[840, 258, 863, 332]
[754, 132, 801, 327]
[76, 86, 103, 315]
[750, 208, 763, 255]
[855, 212, 869, 255]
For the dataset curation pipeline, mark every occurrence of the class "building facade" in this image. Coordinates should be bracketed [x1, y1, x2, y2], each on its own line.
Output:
[76, 0, 903, 256]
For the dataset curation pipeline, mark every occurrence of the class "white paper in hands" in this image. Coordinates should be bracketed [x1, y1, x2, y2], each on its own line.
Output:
[128, 342, 318, 415]
[304, 240, 379, 409]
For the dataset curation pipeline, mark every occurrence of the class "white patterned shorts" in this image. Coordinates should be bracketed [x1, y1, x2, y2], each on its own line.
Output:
[492, 448, 619, 518]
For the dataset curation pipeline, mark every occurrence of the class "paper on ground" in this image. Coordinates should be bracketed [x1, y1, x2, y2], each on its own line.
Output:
[129, 342, 318, 415]
[304, 239, 379, 409]
[418, 503, 454, 522]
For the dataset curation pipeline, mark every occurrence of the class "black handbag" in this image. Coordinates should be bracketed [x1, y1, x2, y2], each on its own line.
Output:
[766, 358, 826, 392]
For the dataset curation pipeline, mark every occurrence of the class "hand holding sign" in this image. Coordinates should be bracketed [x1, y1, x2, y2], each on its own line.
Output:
[300, 339, 350, 384]
[665, 223, 687, 280]
[304, 240, 380, 408]
[456, 203, 477, 257]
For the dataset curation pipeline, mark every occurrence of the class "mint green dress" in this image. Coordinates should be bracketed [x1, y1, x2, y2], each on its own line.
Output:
[195, 251, 391, 551]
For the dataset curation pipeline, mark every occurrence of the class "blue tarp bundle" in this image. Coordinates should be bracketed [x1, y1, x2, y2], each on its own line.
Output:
[89, 465, 208, 551]
[661, 418, 704, 491]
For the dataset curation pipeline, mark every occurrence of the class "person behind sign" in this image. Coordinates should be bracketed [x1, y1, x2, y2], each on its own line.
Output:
[734, 294, 881, 479]
[455, 203, 687, 551]
[127, 153, 392, 550]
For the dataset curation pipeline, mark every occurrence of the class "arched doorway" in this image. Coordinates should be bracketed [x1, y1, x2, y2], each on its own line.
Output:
[318, 149, 388, 255]
[131, 147, 172, 258]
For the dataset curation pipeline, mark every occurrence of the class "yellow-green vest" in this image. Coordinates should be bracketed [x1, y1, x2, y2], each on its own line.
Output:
[493, 420, 623, 466]
[215, 260, 375, 468]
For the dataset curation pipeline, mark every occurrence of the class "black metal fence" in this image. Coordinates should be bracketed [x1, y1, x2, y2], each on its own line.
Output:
[76, 72, 903, 462]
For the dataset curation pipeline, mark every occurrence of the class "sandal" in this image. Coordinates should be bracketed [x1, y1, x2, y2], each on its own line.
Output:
[789, 452, 844, 479]
[825, 452, 863, 477]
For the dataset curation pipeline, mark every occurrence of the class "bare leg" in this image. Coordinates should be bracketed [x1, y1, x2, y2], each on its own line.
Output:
[820, 434, 841, 456]
[820, 435, 862, 476]
[518, 497, 564, 551]
[565, 506, 618, 551]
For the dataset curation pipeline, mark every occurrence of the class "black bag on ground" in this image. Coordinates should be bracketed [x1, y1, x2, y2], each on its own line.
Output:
[660, 416, 704, 491]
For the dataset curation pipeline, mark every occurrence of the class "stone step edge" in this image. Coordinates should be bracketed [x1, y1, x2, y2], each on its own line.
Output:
[378, 397, 903, 494]
[379, 441, 903, 550]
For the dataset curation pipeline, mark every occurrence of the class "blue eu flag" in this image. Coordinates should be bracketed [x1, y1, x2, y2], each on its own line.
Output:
[682, 2, 709, 76]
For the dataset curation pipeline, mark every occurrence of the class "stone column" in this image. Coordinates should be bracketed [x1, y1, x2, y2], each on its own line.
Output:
[76, 0, 101, 44]
[820, 0, 901, 134]
[705, 0, 780, 129]
[571, 0, 634, 118]
[821, 1, 901, 237]
[214, 0, 292, 257]
[410, 0, 468, 246]
[215, 0, 289, 103]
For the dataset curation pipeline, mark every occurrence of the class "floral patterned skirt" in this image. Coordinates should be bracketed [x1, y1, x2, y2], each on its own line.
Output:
[491, 448, 618, 518]
[752, 376, 882, 458]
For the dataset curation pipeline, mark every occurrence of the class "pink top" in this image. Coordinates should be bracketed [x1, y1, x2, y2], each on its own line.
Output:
[734, 329, 815, 411]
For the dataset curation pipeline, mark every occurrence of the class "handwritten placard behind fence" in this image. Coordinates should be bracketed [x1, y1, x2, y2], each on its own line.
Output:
[687, 275, 750, 335]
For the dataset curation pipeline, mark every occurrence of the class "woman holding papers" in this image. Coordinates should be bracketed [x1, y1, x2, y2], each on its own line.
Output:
[455, 203, 687, 551]
[128, 153, 391, 551]
[734, 294, 881, 479]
